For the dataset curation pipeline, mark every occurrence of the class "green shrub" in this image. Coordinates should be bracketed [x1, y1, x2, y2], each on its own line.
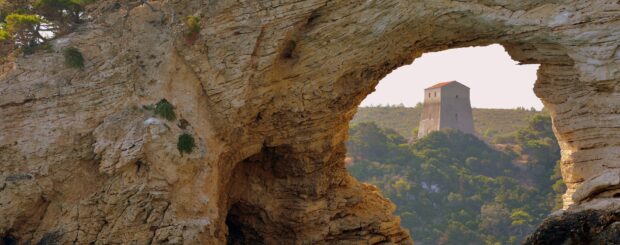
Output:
[186, 15, 200, 35]
[0, 29, 10, 41]
[177, 133, 195, 154]
[4, 13, 43, 47]
[5, 13, 43, 33]
[22, 44, 38, 55]
[154, 99, 176, 121]
[34, 0, 94, 25]
[63, 46, 84, 68]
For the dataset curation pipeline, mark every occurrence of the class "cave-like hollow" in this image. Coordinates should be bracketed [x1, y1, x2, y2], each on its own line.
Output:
[219, 41, 574, 244]
[219, 31, 617, 242]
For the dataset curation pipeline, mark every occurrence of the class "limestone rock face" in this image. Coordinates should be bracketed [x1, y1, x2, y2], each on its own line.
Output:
[525, 209, 620, 244]
[0, 0, 618, 244]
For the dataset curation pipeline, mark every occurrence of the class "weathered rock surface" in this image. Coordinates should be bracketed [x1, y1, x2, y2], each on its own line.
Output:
[0, 0, 618, 244]
[525, 209, 620, 245]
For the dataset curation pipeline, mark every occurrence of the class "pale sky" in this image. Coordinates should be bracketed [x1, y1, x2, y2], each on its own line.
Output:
[360, 44, 544, 109]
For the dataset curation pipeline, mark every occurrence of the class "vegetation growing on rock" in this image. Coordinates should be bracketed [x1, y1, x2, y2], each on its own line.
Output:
[63, 46, 83, 68]
[186, 16, 200, 35]
[0, 0, 95, 56]
[4, 13, 43, 46]
[154, 99, 176, 121]
[346, 114, 562, 244]
[0, 0, 617, 243]
[185, 15, 200, 43]
[177, 133, 195, 154]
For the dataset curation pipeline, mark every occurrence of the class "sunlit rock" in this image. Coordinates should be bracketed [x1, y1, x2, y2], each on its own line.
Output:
[0, 0, 618, 243]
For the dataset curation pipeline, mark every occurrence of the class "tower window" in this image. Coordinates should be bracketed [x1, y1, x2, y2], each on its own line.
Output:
[456, 95, 459, 98]
[455, 113, 458, 121]
[428, 93, 431, 98]
[434, 92, 437, 97]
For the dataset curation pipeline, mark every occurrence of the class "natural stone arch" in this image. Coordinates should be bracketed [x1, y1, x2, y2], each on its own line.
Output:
[0, 0, 618, 244]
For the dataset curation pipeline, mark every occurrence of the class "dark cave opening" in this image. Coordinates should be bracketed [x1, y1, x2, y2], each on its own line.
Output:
[1, 235, 17, 245]
[225, 202, 265, 245]
[224, 145, 301, 244]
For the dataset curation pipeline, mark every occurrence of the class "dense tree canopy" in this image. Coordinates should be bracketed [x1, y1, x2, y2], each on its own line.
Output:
[0, 0, 93, 56]
[346, 114, 562, 244]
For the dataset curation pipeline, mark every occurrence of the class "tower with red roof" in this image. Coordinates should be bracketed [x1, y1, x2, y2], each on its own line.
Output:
[417, 81, 475, 138]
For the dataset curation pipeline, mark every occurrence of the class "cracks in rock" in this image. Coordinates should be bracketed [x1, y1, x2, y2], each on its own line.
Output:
[99, 185, 141, 241]
[145, 190, 172, 243]
[304, 156, 342, 176]
[0, 98, 35, 109]
[280, 40, 298, 61]
[276, 7, 325, 67]
[249, 26, 266, 71]
[581, 185, 620, 203]
[32, 198, 52, 243]
[72, 206, 80, 244]
[123, 0, 161, 19]
[36, 230, 62, 245]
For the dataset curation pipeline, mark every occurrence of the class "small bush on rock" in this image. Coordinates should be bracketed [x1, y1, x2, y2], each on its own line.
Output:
[185, 15, 200, 44]
[154, 99, 176, 121]
[63, 46, 84, 68]
[186, 16, 200, 35]
[177, 133, 195, 154]
[0, 30, 10, 41]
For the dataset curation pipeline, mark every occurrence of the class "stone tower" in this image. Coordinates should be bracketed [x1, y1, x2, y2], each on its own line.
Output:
[417, 81, 475, 139]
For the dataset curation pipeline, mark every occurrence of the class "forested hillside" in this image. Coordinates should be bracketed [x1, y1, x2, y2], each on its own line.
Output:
[346, 114, 563, 244]
[352, 105, 544, 142]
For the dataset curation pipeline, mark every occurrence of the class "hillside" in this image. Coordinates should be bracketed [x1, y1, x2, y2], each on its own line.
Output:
[346, 115, 563, 244]
[351, 106, 545, 141]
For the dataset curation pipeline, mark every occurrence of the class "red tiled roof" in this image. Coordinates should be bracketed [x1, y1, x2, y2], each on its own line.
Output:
[426, 81, 457, 89]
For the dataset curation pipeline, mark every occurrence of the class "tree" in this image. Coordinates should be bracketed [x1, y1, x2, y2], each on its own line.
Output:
[480, 203, 511, 237]
[392, 177, 412, 197]
[346, 113, 561, 244]
[411, 127, 419, 138]
[5, 13, 44, 48]
[34, 0, 92, 26]
[510, 209, 535, 238]
[347, 122, 410, 162]
[0, 0, 95, 56]
[550, 161, 566, 210]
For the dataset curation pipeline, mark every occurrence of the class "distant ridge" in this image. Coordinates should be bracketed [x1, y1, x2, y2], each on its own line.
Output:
[352, 106, 545, 141]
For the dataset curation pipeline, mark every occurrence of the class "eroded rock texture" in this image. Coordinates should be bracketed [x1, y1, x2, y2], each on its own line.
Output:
[0, 0, 618, 244]
[525, 209, 620, 245]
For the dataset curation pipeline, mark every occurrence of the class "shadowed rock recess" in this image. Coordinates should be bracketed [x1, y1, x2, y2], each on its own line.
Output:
[0, 0, 618, 244]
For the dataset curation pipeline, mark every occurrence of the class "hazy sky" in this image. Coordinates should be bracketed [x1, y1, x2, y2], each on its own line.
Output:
[360, 44, 544, 109]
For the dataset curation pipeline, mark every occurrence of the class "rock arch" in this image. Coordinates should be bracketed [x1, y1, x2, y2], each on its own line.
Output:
[0, 0, 618, 244]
